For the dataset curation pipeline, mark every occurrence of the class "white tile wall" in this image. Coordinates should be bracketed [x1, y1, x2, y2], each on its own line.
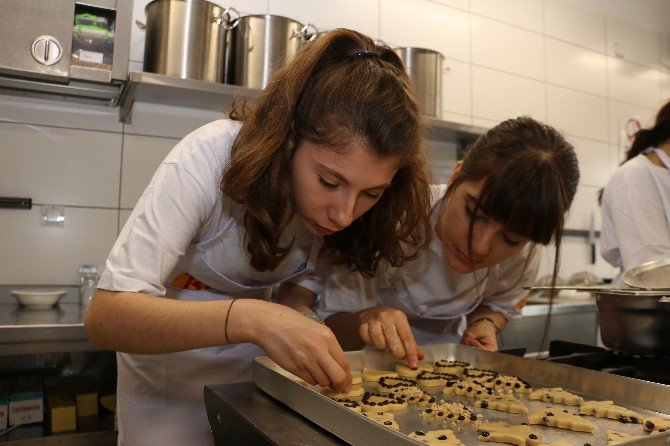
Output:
[471, 15, 544, 80]
[544, 0, 606, 53]
[1, 0, 668, 285]
[472, 66, 546, 122]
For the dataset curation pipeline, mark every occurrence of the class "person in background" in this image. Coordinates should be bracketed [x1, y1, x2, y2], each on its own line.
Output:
[84, 28, 433, 446]
[600, 99, 670, 284]
[280, 116, 580, 362]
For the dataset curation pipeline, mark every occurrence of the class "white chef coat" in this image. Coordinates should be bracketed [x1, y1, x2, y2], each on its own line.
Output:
[293, 185, 541, 345]
[600, 152, 670, 284]
[97, 119, 321, 446]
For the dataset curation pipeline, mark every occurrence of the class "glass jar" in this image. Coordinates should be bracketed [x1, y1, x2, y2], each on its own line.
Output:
[79, 264, 99, 309]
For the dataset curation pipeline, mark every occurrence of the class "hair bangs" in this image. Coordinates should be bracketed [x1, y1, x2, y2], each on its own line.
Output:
[477, 160, 565, 245]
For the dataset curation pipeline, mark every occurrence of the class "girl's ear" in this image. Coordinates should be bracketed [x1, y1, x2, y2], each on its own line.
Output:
[448, 161, 463, 185]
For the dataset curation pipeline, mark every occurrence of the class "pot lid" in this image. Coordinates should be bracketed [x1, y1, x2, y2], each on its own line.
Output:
[622, 258, 670, 290]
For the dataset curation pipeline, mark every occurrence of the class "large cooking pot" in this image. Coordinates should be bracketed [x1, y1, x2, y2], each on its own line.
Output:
[529, 285, 670, 356]
[228, 15, 316, 90]
[394, 47, 444, 118]
[142, 0, 238, 83]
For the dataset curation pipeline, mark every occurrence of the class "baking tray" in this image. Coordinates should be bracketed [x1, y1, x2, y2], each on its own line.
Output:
[254, 344, 670, 446]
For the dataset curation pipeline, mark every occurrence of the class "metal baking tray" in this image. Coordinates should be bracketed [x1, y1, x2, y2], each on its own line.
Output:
[253, 344, 670, 446]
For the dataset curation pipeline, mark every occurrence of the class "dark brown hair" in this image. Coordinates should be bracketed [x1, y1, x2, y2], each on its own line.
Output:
[221, 28, 432, 275]
[448, 116, 579, 281]
[598, 98, 670, 204]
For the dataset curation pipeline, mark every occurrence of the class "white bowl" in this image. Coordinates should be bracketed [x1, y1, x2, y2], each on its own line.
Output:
[11, 289, 67, 310]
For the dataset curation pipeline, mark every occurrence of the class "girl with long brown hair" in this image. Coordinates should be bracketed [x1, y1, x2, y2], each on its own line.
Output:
[281, 116, 579, 362]
[84, 28, 432, 445]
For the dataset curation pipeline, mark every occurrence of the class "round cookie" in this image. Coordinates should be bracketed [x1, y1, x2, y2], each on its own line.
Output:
[362, 367, 399, 382]
[351, 372, 362, 385]
[321, 384, 364, 399]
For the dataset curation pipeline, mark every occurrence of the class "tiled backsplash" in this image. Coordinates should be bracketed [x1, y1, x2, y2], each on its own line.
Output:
[1, 0, 669, 286]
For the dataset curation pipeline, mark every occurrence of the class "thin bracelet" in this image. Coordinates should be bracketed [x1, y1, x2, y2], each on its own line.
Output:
[467, 317, 500, 334]
[224, 299, 238, 342]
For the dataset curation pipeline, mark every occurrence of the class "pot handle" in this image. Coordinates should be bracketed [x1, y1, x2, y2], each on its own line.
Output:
[135, 20, 146, 31]
[213, 7, 240, 30]
[294, 23, 318, 42]
[659, 296, 670, 303]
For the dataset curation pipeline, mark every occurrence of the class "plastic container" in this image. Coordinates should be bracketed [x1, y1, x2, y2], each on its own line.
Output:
[79, 264, 99, 310]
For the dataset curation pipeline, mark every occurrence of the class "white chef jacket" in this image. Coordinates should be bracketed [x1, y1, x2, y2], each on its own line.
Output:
[600, 152, 670, 284]
[293, 184, 541, 345]
[97, 119, 320, 446]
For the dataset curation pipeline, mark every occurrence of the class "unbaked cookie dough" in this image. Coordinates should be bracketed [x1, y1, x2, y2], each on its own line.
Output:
[483, 375, 532, 394]
[321, 384, 364, 399]
[443, 379, 493, 399]
[362, 411, 399, 430]
[420, 402, 479, 425]
[333, 398, 361, 413]
[474, 395, 528, 414]
[529, 388, 583, 406]
[477, 421, 542, 446]
[643, 416, 670, 433]
[396, 362, 434, 378]
[408, 428, 465, 445]
[360, 392, 408, 412]
[432, 359, 471, 376]
[362, 368, 398, 382]
[376, 376, 417, 392]
[417, 370, 460, 387]
[579, 400, 643, 424]
[463, 367, 498, 380]
[528, 407, 596, 433]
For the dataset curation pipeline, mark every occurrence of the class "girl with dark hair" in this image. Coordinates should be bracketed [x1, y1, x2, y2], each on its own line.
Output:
[600, 99, 670, 283]
[84, 28, 432, 445]
[281, 116, 579, 362]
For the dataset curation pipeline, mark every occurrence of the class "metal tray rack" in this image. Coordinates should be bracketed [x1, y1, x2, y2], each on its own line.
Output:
[253, 344, 670, 446]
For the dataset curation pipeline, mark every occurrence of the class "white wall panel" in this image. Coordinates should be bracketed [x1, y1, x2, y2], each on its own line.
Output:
[120, 135, 179, 209]
[544, 0, 606, 53]
[546, 85, 608, 142]
[0, 122, 121, 208]
[565, 184, 601, 231]
[536, 238, 618, 282]
[471, 15, 544, 80]
[661, 71, 670, 100]
[566, 136, 610, 188]
[442, 58, 471, 118]
[125, 102, 226, 138]
[380, 0, 470, 62]
[0, 207, 118, 285]
[471, 0, 543, 33]
[606, 16, 661, 69]
[606, 100, 656, 147]
[546, 39, 607, 96]
[608, 58, 662, 109]
[269, 0, 378, 38]
[0, 94, 122, 133]
[472, 66, 546, 122]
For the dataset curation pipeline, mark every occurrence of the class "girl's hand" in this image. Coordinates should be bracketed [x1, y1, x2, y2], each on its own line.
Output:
[250, 303, 352, 392]
[357, 307, 423, 368]
[460, 321, 498, 351]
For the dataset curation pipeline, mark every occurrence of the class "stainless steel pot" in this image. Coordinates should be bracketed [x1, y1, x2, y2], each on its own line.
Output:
[394, 47, 444, 118]
[142, 0, 238, 83]
[529, 285, 670, 356]
[595, 290, 670, 356]
[228, 15, 316, 90]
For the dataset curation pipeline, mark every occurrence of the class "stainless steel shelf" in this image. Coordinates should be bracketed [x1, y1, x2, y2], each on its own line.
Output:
[0, 303, 97, 355]
[119, 72, 488, 142]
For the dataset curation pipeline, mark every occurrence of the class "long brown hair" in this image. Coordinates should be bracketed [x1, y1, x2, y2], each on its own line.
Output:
[221, 28, 432, 275]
